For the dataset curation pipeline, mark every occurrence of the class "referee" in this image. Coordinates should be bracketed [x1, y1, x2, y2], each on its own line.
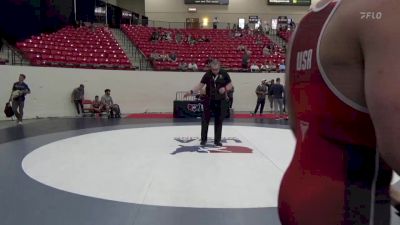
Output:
[184, 60, 233, 146]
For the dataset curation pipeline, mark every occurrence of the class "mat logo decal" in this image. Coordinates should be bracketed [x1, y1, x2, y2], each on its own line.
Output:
[171, 137, 252, 154]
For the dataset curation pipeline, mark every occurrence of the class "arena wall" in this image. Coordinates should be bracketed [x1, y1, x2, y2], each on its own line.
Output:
[144, 0, 320, 25]
[0, 65, 285, 120]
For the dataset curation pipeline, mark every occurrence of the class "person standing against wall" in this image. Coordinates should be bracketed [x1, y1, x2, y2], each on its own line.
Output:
[71, 84, 85, 116]
[270, 78, 284, 117]
[9, 74, 30, 124]
[213, 17, 219, 29]
[267, 79, 275, 112]
[184, 60, 233, 146]
[252, 80, 267, 115]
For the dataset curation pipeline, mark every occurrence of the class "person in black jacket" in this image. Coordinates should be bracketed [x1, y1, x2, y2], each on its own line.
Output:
[184, 60, 233, 146]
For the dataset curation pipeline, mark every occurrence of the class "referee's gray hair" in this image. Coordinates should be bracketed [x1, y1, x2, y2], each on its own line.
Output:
[210, 59, 220, 69]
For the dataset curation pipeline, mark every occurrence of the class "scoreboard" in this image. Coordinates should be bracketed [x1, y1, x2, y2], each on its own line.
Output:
[267, 0, 311, 6]
[184, 0, 229, 5]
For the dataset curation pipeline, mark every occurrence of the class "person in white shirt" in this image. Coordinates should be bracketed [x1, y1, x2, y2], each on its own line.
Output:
[188, 62, 198, 71]
[250, 62, 260, 72]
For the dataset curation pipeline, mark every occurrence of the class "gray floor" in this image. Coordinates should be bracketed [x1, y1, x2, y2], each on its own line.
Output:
[0, 118, 398, 225]
[0, 118, 286, 225]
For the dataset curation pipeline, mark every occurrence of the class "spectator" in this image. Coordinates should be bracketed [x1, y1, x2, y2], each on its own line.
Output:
[237, 44, 246, 52]
[250, 62, 260, 72]
[179, 62, 188, 71]
[92, 95, 102, 115]
[242, 50, 251, 70]
[232, 23, 237, 31]
[198, 35, 206, 42]
[133, 14, 138, 25]
[282, 45, 287, 54]
[101, 89, 121, 118]
[175, 32, 183, 44]
[205, 56, 213, 66]
[265, 23, 270, 34]
[270, 78, 284, 117]
[279, 63, 286, 72]
[255, 36, 263, 45]
[149, 50, 160, 62]
[213, 17, 219, 29]
[71, 84, 85, 116]
[89, 22, 95, 32]
[244, 23, 249, 30]
[150, 30, 159, 42]
[267, 79, 274, 111]
[9, 74, 30, 124]
[263, 45, 271, 56]
[169, 52, 177, 62]
[188, 62, 198, 71]
[234, 31, 242, 38]
[188, 34, 196, 45]
[268, 61, 275, 72]
[159, 50, 169, 61]
[165, 31, 173, 42]
[253, 80, 267, 115]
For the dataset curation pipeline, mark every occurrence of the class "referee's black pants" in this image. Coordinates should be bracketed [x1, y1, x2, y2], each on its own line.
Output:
[201, 99, 226, 144]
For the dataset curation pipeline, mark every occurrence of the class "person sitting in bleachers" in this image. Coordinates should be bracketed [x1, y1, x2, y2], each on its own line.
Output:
[188, 62, 198, 71]
[159, 50, 169, 61]
[179, 62, 188, 71]
[150, 30, 160, 42]
[175, 32, 183, 44]
[165, 31, 173, 42]
[149, 50, 161, 62]
[279, 62, 286, 73]
[268, 61, 276, 72]
[250, 61, 260, 72]
[197, 35, 205, 42]
[169, 52, 177, 62]
[255, 36, 263, 45]
[205, 56, 213, 67]
[234, 31, 242, 38]
[263, 45, 271, 56]
[237, 44, 246, 52]
[188, 35, 197, 45]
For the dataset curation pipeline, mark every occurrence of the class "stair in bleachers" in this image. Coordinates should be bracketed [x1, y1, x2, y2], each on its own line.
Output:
[110, 28, 147, 70]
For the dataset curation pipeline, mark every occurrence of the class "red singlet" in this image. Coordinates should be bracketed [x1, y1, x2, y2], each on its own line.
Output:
[278, 1, 393, 224]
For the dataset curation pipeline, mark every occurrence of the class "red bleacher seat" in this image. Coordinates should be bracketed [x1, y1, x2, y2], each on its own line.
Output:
[16, 26, 133, 69]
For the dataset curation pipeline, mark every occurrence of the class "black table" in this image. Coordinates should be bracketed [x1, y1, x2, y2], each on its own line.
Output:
[173, 100, 231, 118]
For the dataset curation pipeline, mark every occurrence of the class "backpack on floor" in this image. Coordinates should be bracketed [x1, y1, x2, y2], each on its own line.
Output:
[4, 102, 14, 118]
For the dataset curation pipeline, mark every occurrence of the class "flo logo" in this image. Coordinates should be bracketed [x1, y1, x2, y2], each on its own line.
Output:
[360, 12, 382, 20]
[171, 137, 253, 154]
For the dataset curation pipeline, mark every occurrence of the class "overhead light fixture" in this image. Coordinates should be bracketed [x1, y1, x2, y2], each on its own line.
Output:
[188, 7, 197, 13]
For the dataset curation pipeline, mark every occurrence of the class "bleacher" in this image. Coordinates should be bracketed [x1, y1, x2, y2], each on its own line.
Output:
[16, 26, 133, 69]
[121, 25, 285, 71]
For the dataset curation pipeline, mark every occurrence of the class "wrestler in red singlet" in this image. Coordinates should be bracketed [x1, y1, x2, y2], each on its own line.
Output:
[278, 0, 393, 224]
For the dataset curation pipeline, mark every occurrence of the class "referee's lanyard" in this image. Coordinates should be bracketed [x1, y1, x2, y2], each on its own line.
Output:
[213, 74, 220, 89]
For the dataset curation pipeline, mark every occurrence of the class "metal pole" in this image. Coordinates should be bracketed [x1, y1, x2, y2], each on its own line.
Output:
[74, 0, 77, 22]
[105, 0, 108, 26]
